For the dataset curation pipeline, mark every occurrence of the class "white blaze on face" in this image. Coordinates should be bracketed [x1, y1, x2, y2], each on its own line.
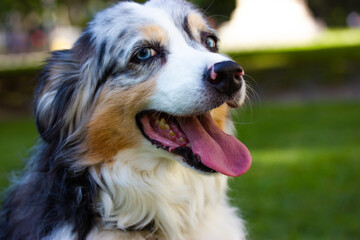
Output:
[135, 7, 235, 115]
[151, 49, 232, 115]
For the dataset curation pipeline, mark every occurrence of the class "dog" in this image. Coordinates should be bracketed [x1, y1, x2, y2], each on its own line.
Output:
[0, 0, 252, 239]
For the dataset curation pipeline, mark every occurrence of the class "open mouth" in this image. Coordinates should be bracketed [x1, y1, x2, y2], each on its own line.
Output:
[136, 110, 251, 177]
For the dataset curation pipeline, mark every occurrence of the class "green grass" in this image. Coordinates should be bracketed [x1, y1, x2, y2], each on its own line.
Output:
[0, 118, 37, 190]
[230, 101, 360, 239]
[0, 101, 359, 239]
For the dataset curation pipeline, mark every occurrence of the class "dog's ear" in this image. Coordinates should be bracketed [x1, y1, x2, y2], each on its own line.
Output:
[34, 32, 100, 143]
[34, 50, 81, 142]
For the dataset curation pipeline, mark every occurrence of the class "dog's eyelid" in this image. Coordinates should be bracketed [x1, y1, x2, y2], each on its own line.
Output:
[132, 41, 165, 54]
[201, 31, 218, 40]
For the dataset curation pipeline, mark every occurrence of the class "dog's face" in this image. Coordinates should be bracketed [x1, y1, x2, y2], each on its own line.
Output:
[34, 0, 251, 177]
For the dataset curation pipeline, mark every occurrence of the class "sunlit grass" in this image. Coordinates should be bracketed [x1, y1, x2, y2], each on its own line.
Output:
[230, 101, 360, 239]
[312, 28, 360, 49]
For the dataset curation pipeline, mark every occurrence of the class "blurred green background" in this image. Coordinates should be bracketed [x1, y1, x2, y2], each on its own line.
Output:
[0, 0, 360, 239]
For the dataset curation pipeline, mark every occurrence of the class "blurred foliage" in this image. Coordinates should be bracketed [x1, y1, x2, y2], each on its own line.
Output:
[0, 0, 106, 28]
[190, 0, 236, 24]
[0, 0, 42, 19]
[0, 0, 359, 27]
[0, 68, 39, 113]
[308, 0, 360, 27]
[0, 0, 233, 28]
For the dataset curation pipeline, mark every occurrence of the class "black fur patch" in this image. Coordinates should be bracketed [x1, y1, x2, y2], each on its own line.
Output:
[98, 40, 107, 68]
[0, 141, 97, 240]
[118, 29, 128, 40]
[73, 30, 96, 63]
[0, 49, 97, 240]
[95, 59, 118, 94]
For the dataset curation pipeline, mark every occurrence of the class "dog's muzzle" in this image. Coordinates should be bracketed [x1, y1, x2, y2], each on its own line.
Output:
[205, 61, 244, 97]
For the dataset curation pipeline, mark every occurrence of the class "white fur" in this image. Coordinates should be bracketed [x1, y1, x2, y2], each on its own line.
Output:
[43, 226, 75, 240]
[89, 141, 246, 240]
[141, 6, 245, 115]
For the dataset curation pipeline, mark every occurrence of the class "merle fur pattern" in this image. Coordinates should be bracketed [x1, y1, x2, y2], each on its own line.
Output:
[0, 2, 166, 236]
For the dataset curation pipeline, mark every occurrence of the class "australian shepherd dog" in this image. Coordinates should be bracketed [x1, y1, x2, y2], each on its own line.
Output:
[0, 0, 252, 239]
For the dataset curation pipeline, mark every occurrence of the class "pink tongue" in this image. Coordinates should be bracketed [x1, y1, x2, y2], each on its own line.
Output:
[179, 113, 251, 177]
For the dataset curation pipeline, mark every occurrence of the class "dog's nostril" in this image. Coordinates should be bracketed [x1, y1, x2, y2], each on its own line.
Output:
[206, 61, 244, 97]
[234, 68, 244, 81]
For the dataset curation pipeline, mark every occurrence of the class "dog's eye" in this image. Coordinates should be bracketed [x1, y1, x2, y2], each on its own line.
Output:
[136, 48, 157, 61]
[203, 35, 218, 52]
[205, 36, 217, 48]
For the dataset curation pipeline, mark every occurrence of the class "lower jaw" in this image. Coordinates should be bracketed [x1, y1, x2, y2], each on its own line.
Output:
[162, 145, 216, 173]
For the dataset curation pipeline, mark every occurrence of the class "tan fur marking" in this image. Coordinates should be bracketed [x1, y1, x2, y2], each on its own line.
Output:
[187, 13, 207, 41]
[85, 80, 156, 164]
[140, 25, 169, 45]
[210, 104, 229, 131]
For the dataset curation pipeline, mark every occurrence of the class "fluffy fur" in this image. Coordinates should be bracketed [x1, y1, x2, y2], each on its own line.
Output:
[0, 0, 249, 239]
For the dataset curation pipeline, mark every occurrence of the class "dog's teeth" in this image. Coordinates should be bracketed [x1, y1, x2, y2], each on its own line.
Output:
[160, 118, 167, 125]
[178, 137, 184, 143]
[159, 118, 168, 130]
[169, 130, 175, 137]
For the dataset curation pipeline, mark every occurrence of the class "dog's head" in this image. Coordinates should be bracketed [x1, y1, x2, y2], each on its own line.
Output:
[34, 0, 251, 177]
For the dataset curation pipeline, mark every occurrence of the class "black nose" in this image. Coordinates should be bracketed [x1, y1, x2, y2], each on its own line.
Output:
[205, 61, 244, 97]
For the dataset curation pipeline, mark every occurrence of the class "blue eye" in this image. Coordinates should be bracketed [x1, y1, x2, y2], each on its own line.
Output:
[136, 48, 157, 60]
[205, 36, 217, 49]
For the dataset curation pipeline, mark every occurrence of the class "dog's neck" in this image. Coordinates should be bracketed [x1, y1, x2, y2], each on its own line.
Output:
[89, 147, 228, 238]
